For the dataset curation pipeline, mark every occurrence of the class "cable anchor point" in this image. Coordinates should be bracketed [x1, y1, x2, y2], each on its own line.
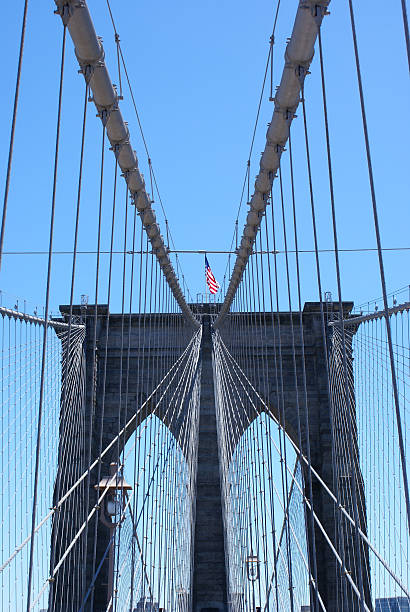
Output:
[79, 64, 93, 85]
[54, 2, 72, 26]
[98, 108, 110, 127]
[296, 64, 309, 87]
[312, 3, 330, 28]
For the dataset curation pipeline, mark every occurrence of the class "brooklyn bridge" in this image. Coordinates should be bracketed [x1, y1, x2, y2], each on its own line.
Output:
[0, 1, 409, 610]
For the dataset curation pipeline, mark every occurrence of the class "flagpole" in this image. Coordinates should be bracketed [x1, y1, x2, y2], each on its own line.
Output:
[204, 253, 208, 304]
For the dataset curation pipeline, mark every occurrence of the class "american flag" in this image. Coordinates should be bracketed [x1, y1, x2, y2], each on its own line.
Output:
[205, 256, 220, 295]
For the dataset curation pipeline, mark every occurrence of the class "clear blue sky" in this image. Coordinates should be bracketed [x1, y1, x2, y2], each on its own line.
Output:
[0, 3, 409, 607]
[0, 0, 409, 314]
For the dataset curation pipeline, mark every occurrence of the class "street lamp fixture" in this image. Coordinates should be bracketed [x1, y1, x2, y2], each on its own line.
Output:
[95, 462, 132, 611]
[245, 554, 260, 582]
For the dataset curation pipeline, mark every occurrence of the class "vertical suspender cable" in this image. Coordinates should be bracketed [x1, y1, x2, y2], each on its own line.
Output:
[49, 79, 89, 608]
[112, 182, 129, 612]
[0, 0, 29, 271]
[88, 157, 119, 611]
[126, 206, 137, 610]
[263, 213, 280, 611]
[315, 27, 352, 607]
[287, 130, 321, 609]
[82, 121, 106, 600]
[26, 24, 67, 612]
[348, 0, 410, 535]
[300, 77, 366, 608]
[269, 193, 295, 612]
[278, 161, 319, 611]
[131, 224, 145, 608]
[400, 0, 410, 73]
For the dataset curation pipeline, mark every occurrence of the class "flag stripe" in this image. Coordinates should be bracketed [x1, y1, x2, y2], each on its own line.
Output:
[205, 256, 219, 294]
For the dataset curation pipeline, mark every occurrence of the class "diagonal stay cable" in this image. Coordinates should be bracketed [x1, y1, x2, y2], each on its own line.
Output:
[215, 331, 410, 600]
[0, 328, 200, 576]
[32, 331, 201, 610]
[79, 336, 200, 611]
[223, 0, 282, 276]
[105, 0, 193, 302]
[25, 23, 67, 612]
[213, 334, 325, 610]
[348, 0, 410, 535]
[0, 0, 29, 271]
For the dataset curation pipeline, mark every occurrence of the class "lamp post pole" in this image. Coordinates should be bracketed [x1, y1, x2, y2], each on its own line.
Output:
[95, 462, 132, 612]
[246, 554, 260, 612]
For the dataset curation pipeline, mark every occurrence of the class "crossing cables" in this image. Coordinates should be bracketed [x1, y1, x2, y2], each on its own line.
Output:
[215, 1, 331, 326]
[54, 0, 199, 328]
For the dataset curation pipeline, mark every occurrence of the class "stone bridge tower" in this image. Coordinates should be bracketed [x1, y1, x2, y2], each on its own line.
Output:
[51, 302, 369, 612]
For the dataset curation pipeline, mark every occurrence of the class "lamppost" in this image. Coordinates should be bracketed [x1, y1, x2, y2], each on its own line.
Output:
[246, 554, 260, 612]
[95, 462, 132, 611]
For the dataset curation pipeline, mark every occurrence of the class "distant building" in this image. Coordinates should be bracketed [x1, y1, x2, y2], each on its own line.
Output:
[134, 596, 159, 612]
[375, 598, 410, 612]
